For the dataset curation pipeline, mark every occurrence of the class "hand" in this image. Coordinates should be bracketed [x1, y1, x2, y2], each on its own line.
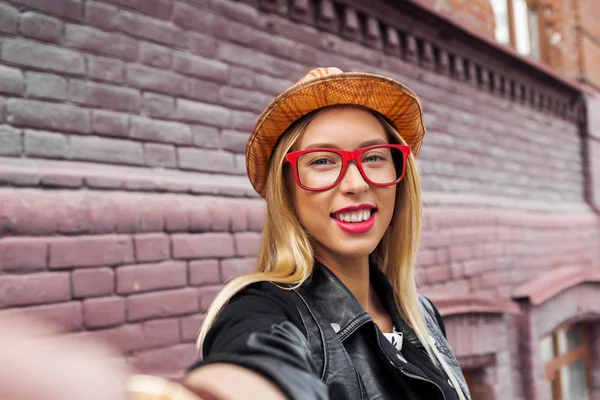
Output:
[0, 314, 131, 400]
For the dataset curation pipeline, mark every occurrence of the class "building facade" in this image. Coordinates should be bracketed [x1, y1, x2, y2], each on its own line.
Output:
[0, 0, 599, 398]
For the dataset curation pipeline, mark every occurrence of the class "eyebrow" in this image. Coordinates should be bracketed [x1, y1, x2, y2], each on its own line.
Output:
[303, 138, 388, 150]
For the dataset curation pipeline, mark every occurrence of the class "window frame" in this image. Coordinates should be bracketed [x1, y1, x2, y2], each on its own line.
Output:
[543, 323, 593, 400]
[492, 0, 547, 62]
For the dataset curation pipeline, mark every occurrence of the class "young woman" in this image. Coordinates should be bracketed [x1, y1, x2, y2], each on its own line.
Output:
[179, 67, 471, 400]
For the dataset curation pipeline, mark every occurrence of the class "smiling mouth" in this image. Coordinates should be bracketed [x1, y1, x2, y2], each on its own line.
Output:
[331, 208, 378, 222]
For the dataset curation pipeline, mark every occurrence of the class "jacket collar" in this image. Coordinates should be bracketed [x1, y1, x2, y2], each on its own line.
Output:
[303, 260, 420, 345]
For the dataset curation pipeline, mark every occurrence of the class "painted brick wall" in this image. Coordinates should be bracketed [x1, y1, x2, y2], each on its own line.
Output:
[430, 0, 496, 37]
[0, 0, 598, 385]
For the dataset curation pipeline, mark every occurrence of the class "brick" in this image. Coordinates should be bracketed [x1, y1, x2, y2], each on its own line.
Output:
[0, 3, 18, 34]
[140, 42, 172, 68]
[142, 318, 180, 348]
[19, 12, 62, 43]
[72, 267, 114, 298]
[25, 72, 67, 101]
[130, 116, 192, 145]
[221, 129, 249, 153]
[102, 0, 139, 7]
[68, 80, 140, 112]
[117, 10, 185, 46]
[0, 237, 47, 271]
[83, 297, 126, 328]
[85, 1, 120, 29]
[423, 265, 452, 284]
[192, 125, 220, 148]
[189, 78, 220, 103]
[220, 258, 256, 282]
[231, 110, 257, 131]
[49, 235, 133, 269]
[246, 200, 266, 231]
[188, 200, 230, 232]
[198, 285, 221, 311]
[219, 86, 270, 113]
[92, 110, 129, 138]
[175, 99, 231, 127]
[255, 73, 293, 96]
[229, 67, 255, 89]
[0, 65, 24, 96]
[172, 233, 234, 259]
[2, 38, 84, 76]
[173, 2, 212, 33]
[90, 324, 144, 353]
[186, 31, 218, 57]
[133, 233, 170, 262]
[178, 147, 236, 173]
[24, 130, 68, 159]
[40, 174, 83, 189]
[144, 143, 177, 168]
[126, 64, 189, 97]
[116, 261, 187, 294]
[212, 0, 258, 26]
[189, 259, 220, 286]
[142, 92, 175, 119]
[0, 272, 71, 308]
[0, 125, 22, 156]
[0, 96, 6, 123]
[126, 288, 198, 321]
[3, 302, 83, 332]
[234, 232, 261, 257]
[227, 199, 248, 232]
[65, 24, 138, 61]
[69, 136, 144, 165]
[7, 99, 89, 133]
[137, 0, 171, 19]
[129, 343, 197, 375]
[212, 15, 255, 46]
[180, 314, 205, 342]
[173, 52, 229, 82]
[9, 0, 83, 21]
[87, 56, 125, 84]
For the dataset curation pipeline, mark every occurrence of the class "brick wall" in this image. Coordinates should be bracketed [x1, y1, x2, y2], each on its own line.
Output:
[0, 0, 598, 387]
[428, 0, 496, 37]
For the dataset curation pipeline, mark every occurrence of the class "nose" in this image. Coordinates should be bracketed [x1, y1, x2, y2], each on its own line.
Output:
[338, 161, 369, 195]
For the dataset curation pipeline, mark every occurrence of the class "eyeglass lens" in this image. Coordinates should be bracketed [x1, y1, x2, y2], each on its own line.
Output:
[296, 147, 404, 189]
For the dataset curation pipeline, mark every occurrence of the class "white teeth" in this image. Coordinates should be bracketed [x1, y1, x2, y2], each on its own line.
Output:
[335, 210, 372, 223]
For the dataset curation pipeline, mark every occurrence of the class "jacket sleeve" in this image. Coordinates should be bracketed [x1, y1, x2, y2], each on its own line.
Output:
[188, 287, 329, 400]
[420, 295, 447, 338]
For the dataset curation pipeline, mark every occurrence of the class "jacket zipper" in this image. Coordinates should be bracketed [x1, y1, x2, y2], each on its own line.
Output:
[396, 365, 446, 400]
[375, 326, 446, 400]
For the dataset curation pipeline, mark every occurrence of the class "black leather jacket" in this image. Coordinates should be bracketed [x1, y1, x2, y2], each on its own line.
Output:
[196, 262, 471, 400]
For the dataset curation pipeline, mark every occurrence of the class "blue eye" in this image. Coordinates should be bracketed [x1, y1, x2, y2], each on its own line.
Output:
[364, 155, 383, 163]
[312, 158, 332, 166]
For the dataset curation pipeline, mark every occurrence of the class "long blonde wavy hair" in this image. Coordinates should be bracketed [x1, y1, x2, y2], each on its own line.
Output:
[197, 106, 435, 361]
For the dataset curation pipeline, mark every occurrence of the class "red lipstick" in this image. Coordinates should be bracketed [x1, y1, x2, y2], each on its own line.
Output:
[331, 204, 377, 234]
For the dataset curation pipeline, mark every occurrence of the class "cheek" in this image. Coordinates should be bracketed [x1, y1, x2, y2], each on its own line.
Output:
[289, 186, 331, 234]
[378, 188, 397, 225]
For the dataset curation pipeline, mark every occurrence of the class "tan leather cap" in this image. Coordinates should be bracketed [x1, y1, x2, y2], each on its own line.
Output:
[246, 67, 426, 198]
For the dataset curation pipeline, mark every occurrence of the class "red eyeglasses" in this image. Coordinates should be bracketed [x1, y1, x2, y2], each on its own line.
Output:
[285, 144, 411, 192]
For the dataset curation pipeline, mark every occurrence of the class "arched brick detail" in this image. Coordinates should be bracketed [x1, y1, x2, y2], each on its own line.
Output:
[515, 279, 600, 400]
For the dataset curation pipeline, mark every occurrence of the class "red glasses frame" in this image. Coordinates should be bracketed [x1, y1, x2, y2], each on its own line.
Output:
[285, 144, 411, 192]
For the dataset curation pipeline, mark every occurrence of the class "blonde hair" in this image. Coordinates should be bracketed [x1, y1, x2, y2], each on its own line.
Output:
[197, 106, 435, 361]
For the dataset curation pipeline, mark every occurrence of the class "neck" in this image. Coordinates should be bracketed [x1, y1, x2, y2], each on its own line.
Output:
[314, 250, 373, 313]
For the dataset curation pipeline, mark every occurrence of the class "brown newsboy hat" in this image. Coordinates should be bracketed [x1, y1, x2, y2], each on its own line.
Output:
[246, 67, 426, 198]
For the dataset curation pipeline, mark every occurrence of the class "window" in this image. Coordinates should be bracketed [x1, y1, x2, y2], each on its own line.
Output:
[542, 323, 593, 400]
[463, 368, 495, 400]
[490, 0, 543, 59]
